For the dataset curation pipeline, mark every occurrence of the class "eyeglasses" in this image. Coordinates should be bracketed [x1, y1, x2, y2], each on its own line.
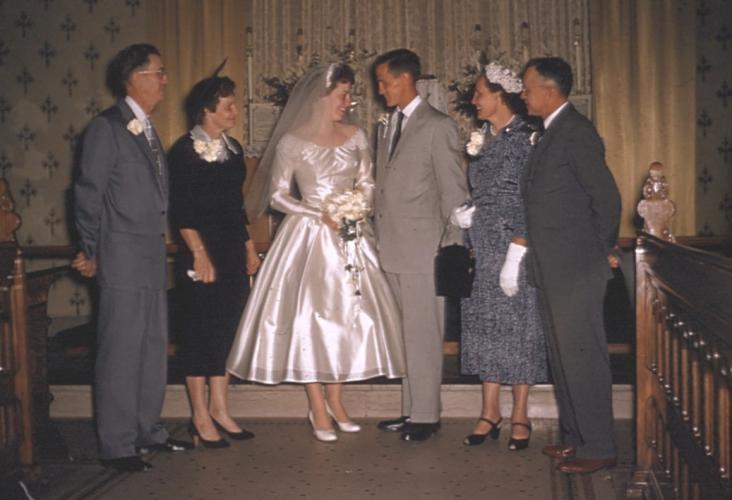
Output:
[136, 68, 167, 77]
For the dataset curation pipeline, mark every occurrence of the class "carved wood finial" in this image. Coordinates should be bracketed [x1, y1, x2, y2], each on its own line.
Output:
[637, 161, 676, 242]
[0, 178, 21, 243]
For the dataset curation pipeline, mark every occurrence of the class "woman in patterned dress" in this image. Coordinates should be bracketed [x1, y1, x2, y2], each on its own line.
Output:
[459, 63, 547, 450]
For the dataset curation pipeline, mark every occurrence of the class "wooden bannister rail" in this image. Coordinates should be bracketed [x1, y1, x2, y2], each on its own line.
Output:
[629, 233, 732, 500]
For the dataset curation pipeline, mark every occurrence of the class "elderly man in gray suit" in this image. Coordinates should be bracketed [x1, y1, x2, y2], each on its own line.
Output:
[373, 49, 468, 441]
[521, 57, 620, 474]
[73, 43, 191, 472]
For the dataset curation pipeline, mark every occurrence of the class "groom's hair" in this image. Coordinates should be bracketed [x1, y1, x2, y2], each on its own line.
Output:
[106, 43, 161, 98]
[374, 49, 421, 82]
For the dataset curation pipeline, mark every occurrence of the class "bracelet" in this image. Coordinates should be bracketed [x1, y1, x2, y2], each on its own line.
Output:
[191, 245, 204, 252]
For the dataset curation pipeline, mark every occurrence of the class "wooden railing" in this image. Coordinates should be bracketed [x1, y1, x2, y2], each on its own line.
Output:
[629, 233, 732, 500]
[0, 245, 34, 483]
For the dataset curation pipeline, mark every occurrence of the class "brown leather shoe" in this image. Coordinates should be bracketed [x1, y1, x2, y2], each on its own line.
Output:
[556, 457, 617, 474]
[542, 444, 576, 459]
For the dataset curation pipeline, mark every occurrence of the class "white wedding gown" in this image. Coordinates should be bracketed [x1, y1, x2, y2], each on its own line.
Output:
[226, 129, 406, 383]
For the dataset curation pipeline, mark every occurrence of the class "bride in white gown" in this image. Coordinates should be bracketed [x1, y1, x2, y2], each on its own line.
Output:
[226, 63, 406, 441]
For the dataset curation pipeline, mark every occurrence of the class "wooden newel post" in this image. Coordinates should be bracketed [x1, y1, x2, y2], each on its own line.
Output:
[628, 235, 655, 496]
[10, 249, 33, 467]
[637, 161, 676, 242]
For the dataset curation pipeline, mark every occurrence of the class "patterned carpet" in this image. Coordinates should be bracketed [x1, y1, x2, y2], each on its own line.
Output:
[23, 419, 634, 500]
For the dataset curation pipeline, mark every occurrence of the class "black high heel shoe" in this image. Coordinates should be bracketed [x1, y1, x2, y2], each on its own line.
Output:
[507, 422, 532, 451]
[188, 421, 230, 449]
[463, 417, 502, 446]
[211, 417, 255, 440]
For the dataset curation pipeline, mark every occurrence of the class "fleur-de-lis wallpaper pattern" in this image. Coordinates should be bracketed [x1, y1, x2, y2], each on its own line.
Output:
[0, 0, 145, 319]
[0, 0, 730, 323]
[696, 0, 732, 236]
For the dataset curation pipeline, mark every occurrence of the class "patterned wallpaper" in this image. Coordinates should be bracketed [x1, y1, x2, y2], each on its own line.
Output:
[0, 0, 147, 319]
[0, 1, 729, 323]
[696, 0, 732, 237]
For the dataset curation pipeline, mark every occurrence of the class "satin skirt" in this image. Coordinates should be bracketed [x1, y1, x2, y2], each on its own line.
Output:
[226, 214, 406, 384]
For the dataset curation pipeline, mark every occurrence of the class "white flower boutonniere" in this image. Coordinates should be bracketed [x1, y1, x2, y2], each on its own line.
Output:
[377, 113, 390, 139]
[193, 138, 224, 163]
[529, 130, 542, 146]
[466, 125, 487, 156]
[127, 118, 144, 136]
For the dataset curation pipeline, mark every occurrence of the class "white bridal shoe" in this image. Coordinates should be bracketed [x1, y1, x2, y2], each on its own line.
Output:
[325, 403, 361, 433]
[307, 411, 338, 442]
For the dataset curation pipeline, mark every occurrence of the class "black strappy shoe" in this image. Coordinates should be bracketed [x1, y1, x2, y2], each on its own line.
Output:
[463, 417, 502, 446]
[507, 421, 532, 451]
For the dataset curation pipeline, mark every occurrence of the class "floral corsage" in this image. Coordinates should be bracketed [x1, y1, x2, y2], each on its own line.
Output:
[466, 124, 487, 156]
[127, 118, 144, 136]
[377, 113, 390, 139]
[193, 138, 224, 162]
[529, 130, 542, 146]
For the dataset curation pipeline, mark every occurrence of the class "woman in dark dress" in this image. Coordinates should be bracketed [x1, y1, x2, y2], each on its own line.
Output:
[168, 76, 261, 447]
[459, 63, 547, 451]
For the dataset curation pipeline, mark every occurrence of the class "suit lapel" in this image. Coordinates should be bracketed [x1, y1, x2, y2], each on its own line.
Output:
[376, 119, 390, 173]
[524, 103, 575, 192]
[118, 101, 166, 199]
[387, 100, 427, 164]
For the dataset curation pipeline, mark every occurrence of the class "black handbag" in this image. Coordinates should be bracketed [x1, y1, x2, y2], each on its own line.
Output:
[434, 244, 475, 298]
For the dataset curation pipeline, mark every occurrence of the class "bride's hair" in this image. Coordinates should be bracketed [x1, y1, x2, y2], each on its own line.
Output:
[326, 63, 355, 92]
[245, 63, 357, 220]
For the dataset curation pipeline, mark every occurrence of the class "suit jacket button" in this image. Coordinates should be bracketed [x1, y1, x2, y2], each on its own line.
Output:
[161, 233, 165, 238]
[161, 210, 166, 215]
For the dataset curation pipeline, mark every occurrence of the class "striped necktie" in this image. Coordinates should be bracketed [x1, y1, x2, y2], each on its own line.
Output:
[144, 117, 164, 179]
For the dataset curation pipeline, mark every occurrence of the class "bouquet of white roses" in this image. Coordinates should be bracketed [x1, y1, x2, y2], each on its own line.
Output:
[321, 189, 370, 242]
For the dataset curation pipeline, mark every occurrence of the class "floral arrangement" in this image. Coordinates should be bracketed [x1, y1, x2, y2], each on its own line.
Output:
[262, 59, 320, 107]
[447, 63, 482, 119]
[321, 187, 371, 296]
[127, 118, 144, 135]
[320, 188, 370, 242]
[193, 138, 224, 162]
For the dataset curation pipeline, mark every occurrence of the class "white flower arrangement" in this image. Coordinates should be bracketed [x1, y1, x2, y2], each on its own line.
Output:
[466, 124, 487, 156]
[321, 188, 370, 242]
[193, 138, 224, 163]
[484, 62, 523, 94]
[127, 118, 144, 136]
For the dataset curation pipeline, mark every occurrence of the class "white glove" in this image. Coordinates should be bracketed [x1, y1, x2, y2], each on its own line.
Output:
[449, 204, 476, 229]
[499, 242, 527, 297]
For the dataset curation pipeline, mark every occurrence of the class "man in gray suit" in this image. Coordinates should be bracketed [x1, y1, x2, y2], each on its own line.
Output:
[521, 57, 621, 473]
[73, 44, 191, 472]
[373, 49, 468, 441]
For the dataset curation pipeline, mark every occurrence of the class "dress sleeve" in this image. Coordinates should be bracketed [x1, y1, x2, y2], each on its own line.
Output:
[353, 130, 375, 207]
[269, 136, 321, 218]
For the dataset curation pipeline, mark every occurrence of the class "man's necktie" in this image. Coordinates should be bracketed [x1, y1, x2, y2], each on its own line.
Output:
[144, 117, 164, 180]
[389, 111, 404, 160]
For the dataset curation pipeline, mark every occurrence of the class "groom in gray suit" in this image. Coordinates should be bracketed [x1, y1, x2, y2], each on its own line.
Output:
[373, 49, 468, 441]
[74, 44, 190, 472]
